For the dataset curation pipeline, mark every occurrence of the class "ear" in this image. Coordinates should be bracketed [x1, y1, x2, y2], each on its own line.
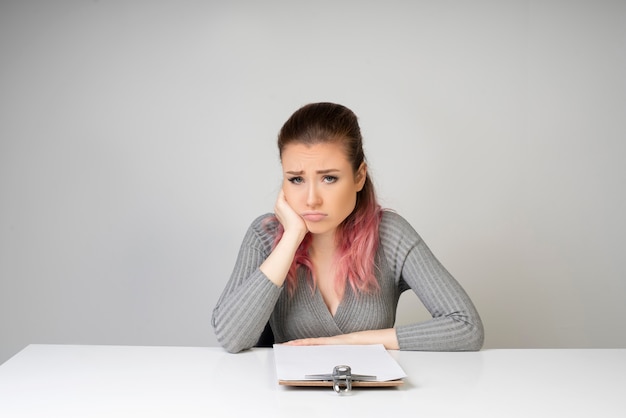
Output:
[355, 162, 367, 191]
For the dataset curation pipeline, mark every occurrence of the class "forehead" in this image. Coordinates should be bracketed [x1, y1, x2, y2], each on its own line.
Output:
[281, 142, 351, 170]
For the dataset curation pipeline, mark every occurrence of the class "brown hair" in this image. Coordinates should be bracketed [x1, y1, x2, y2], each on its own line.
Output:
[275, 102, 382, 295]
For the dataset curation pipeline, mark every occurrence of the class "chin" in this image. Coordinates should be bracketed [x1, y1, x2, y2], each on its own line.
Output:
[304, 223, 332, 236]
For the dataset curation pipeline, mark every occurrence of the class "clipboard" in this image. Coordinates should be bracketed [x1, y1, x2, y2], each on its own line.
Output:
[273, 344, 406, 392]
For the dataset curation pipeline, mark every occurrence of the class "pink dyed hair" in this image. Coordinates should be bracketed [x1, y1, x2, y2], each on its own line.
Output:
[268, 102, 383, 296]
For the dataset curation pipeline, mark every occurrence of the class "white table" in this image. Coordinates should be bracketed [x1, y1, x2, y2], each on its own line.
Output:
[0, 345, 624, 417]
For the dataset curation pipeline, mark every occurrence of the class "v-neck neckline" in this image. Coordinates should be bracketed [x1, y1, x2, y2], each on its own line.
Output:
[314, 283, 352, 324]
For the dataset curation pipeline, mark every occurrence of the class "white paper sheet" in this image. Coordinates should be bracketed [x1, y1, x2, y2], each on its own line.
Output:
[273, 344, 407, 382]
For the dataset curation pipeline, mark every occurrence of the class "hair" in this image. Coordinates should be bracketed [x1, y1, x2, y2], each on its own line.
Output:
[269, 102, 383, 297]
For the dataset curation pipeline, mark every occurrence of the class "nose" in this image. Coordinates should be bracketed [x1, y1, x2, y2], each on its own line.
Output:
[306, 183, 322, 207]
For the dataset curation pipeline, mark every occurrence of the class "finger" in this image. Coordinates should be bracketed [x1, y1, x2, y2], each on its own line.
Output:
[284, 339, 311, 346]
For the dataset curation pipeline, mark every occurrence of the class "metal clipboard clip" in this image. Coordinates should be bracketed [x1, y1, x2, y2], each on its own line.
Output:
[306, 365, 377, 394]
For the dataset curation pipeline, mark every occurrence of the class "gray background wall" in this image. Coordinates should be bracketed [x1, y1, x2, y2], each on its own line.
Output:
[1, 0, 625, 364]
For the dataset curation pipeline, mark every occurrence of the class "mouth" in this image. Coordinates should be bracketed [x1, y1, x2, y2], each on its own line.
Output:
[301, 212, 327, 222]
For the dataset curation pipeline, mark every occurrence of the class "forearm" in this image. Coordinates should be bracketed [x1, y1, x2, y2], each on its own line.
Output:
[396, 311, 484, 351]
[284, 328, 400, 350]
[259, 230, 304, 287]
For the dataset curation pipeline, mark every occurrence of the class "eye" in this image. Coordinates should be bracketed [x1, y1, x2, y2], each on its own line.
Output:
[288, 176, 304, 185]
[322, 175, 338, 184]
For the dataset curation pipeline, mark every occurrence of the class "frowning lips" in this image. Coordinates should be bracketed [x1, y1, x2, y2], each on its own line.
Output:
[301, 212, 328, 222]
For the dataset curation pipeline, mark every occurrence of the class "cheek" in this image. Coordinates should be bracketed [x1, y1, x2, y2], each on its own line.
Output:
[282, 184, 299, 205]
[338, 188, 358, 212]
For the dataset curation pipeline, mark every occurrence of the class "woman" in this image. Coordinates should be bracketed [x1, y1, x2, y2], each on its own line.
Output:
[212, 102, 484, 353]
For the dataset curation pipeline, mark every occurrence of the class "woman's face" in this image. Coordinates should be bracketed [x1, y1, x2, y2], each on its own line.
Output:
[281, 141, 366, 238]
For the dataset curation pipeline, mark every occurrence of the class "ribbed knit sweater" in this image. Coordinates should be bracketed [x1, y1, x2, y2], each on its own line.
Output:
[212, 211, 484, 353]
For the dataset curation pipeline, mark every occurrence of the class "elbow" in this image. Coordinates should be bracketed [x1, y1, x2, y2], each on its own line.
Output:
[452, 314, 484, 351]
[461, 326, 484, 351]
[213, 329, 250, 354]
[437, 308, 484, 351]
[220, 341, 248, 354]
[211, 313, 253, 354]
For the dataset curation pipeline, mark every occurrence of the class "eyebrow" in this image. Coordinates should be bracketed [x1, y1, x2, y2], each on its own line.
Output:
[285, 169, 341, 175]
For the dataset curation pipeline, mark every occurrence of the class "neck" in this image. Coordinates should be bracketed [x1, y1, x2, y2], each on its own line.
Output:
[310, 231, 336, 259]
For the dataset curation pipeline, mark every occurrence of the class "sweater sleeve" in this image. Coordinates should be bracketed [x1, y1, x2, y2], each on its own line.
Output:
[211, 214, 283, 353]
[382, 212, 484, 351]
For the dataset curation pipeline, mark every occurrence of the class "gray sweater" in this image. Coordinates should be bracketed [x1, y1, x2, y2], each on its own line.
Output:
[212, 211, 484, 353]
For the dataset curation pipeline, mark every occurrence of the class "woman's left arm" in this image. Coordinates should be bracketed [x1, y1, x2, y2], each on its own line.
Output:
[392, 217, 484, 351]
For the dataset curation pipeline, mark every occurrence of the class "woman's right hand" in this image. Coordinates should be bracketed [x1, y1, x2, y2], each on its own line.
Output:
[259, 189, 308, 287]
[274, 189, 308, 242]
